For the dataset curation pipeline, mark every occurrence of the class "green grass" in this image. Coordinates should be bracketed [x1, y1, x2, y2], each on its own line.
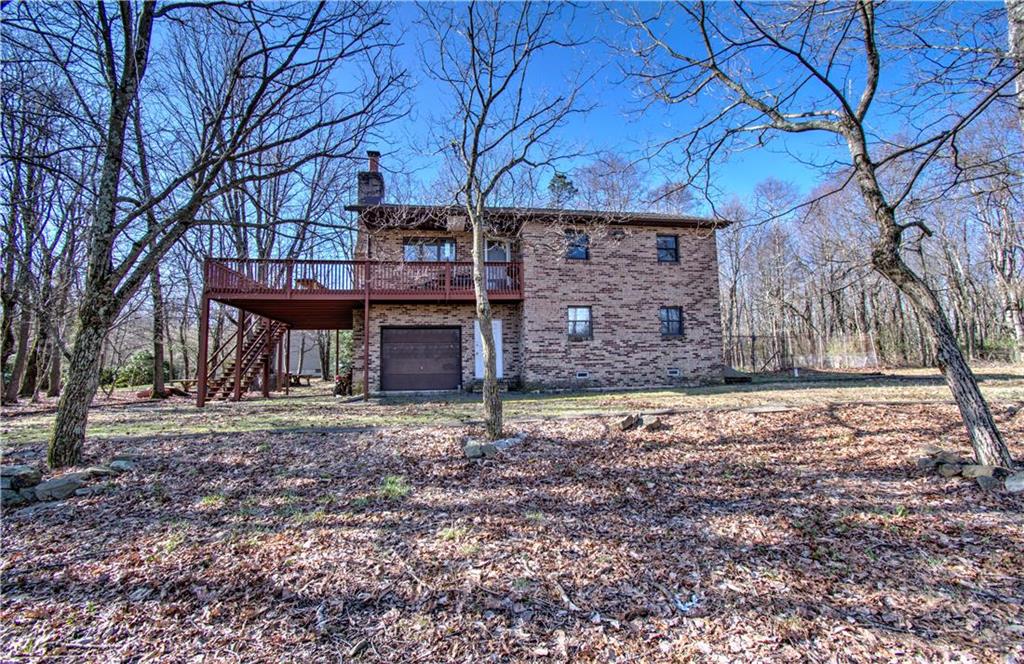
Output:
[437, 525, 469, 541]
[379, 475, 411, 501]
[198, 493, 227, 508]
[3, 368, 1023, 450]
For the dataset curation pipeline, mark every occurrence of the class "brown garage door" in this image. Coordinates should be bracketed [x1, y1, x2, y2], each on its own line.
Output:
[380, 327, 461, 391]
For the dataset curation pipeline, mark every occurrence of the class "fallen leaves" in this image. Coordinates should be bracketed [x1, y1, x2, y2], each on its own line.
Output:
[1, 402, 1022, 661]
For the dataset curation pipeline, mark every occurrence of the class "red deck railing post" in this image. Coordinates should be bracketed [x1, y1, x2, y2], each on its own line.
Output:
[233, 309, 245, 401]
[363, 261, 371, 400]
[196, 294, 210, 407]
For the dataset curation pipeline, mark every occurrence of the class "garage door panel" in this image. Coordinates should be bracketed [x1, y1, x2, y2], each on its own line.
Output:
[381, 327, 461, 391]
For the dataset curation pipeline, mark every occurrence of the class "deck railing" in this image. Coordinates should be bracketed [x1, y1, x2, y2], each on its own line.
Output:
[205, 258, 522, 298]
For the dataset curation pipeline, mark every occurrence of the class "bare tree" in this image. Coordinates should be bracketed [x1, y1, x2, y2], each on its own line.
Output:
[419, 1, 590, 440]
[5, 2, 404, 467]
[624, 1, 1020, 467]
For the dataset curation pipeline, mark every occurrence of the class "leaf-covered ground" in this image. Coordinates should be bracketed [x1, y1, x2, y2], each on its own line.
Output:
[2, 402, 1023, 661]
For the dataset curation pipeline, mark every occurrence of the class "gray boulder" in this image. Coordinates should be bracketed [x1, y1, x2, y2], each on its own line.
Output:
[34, 473, 88, 501]
[1005, 472, 1024, 493]
[109, 459, 136, 474]
[937, 463, 962, 478]
[916, 457, 938, 471]
[81, 466, 118, 479]
[1, 489, 27, 507]
[463, 442, 497, 459]
[960, 465, 996, 479]
[976, 476, 1000, 491]
[493, 433, 527, 451]
[0, 465, 42, 489]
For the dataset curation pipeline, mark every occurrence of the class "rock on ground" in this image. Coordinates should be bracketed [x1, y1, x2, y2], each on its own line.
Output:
[34, 473, 88, 501]
[937, 463, 962, 478]
[0, 465, 42, 489]
[616, 414, 641, 431]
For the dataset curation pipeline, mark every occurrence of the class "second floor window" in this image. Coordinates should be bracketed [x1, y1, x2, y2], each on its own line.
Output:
[660, 306, 683, 336]
[565, 230, 590, 260]
[403, 237, 456, 262]
[657, 235, 679, 262]
[568, 306, 592, 340]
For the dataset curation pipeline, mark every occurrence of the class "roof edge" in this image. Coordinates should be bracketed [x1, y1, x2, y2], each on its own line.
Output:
[344, 203, 732, 228]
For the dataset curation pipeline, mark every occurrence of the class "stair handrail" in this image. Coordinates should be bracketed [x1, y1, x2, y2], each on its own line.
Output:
[203, 314, 261, 390]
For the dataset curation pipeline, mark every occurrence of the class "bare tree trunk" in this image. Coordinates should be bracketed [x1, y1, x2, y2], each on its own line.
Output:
[1008, 0, 1024, 138]
[48, 319, 106, 467]
[19, 321, 44, 400]
[47, 333, 61, 398]
[150, 265, 166, 397]
[470, 212, 502, 440]
[4, 312, 31, 404]
[851, 149, 1013, 467]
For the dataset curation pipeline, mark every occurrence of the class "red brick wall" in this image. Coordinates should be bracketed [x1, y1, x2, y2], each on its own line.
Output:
[352, 221, 724, 392]
[519, 222, 724, 388]
[352, 302, 523, 393]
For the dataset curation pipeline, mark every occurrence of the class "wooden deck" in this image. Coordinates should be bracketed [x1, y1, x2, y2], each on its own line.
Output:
[197, 258, 523, 406]
[207, 258, 522, 299]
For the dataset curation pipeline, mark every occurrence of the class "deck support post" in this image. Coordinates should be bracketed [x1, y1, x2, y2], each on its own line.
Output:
[262, 317, 270, 398]
[196, 294, 210, 408]
[334, 329, 340, 378]
[363, 262, 370, 400]
[233, 309, 245, 401]
[285, 328, 291, 395]
[276, 334, 283, 391]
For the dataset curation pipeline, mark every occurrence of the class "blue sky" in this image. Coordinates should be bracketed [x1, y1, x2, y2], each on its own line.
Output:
[375, 2, 1005, 212]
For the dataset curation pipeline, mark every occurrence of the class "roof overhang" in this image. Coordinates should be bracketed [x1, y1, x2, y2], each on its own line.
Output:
[345, 203, 731, 230]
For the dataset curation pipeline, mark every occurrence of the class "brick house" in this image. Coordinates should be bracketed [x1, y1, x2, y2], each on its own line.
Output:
[195, 153, 728, 404]
[346, 157, 728, 394]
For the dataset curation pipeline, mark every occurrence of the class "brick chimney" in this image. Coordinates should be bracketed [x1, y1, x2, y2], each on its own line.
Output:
[357, 150, 384, 205]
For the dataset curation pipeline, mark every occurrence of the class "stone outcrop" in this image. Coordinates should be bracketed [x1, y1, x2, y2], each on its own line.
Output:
[915, 448, 1017, 491]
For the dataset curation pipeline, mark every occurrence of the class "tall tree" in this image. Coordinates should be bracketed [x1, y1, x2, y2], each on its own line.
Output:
[625, 1, 1020, 467]
[5, 2, 404, 466]
[547, 172, 579, 208]
[420, 0, 590, 440]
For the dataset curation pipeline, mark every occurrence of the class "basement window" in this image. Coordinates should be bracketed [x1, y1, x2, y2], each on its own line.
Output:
[660, 307, 683, 337]
[568, 306, 592, 341]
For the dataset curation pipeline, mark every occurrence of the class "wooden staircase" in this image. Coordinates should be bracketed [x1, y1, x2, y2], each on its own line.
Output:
[204, 317, 287, 401]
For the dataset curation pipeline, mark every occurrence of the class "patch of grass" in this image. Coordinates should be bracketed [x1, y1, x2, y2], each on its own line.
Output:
[524, 510, 546, 524]
[458, 542, 481, 557]
[292, 508, 327, 525]
[198, 493, 227, 508]
[511, 577, 533, 591]
[160, 531, 186, 555]
[380, 475, 411, 501]
[437, 525, 469, 541]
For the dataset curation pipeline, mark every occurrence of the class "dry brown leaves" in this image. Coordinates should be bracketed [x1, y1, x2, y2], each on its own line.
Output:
[2, 403, 1022, 662]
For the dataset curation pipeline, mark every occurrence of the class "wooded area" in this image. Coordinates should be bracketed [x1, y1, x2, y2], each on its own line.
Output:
[1, 0, 1022, 468]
